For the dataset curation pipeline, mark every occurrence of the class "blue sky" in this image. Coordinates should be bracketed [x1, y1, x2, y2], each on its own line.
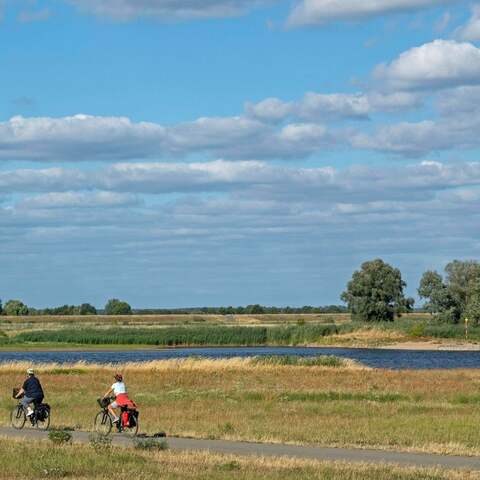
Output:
[1, 0, 480, 308]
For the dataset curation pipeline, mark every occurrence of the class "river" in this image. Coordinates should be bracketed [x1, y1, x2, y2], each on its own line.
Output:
[1, 346, 480, 369]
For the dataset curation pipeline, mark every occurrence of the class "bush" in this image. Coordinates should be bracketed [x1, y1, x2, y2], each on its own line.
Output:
[48, 430, 72, 445]
[133, 438, 168, 451]
[409, 323, 426, 337]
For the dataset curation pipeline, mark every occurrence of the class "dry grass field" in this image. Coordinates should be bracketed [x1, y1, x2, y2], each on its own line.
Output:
[0, 437, 477, 480]
[0, 313, 350, 334]
[1, 358, 480, 456]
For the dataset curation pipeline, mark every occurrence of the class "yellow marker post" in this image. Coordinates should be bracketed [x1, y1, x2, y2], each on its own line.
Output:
[465, 317, 469, 341]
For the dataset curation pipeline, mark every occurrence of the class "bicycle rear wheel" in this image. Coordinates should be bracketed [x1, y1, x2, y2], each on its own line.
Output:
[94, 411, 112, 435]
[122, 418, 139, 437]
[10, 405, 26, 430]
[36, 409, 50, 431]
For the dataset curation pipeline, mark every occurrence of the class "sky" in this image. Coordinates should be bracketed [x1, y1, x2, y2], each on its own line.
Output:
[1, 0, 480, 308]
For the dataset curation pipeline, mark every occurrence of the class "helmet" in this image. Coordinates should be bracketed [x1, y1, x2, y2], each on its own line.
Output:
[27, 368, 34, 376]
[114, 373, 123, 382]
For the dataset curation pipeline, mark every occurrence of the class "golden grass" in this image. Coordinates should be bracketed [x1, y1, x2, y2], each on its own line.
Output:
[2, 359, 480, 456]
[0, 357, 366, 373]
[321, 328, 409, 347]
[0, 437, 478, 480]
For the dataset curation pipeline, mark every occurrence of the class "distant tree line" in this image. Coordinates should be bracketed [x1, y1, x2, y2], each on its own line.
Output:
[0, 298, 346, 316]
[342, 258, 480, 324]
[134, 305, 348, 315]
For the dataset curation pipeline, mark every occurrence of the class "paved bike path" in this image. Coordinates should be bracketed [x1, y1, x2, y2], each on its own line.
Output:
[1, 427, 479, 471]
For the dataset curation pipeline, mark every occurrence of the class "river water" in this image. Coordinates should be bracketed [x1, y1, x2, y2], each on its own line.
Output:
[1, 347, 480, 369]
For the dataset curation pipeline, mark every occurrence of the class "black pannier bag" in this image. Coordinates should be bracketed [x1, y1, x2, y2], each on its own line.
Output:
[128, 409, 139, 427]
[36, 404, 50, 421]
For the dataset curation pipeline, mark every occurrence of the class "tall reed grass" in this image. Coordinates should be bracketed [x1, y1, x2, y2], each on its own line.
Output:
[11, 324, 347, 346]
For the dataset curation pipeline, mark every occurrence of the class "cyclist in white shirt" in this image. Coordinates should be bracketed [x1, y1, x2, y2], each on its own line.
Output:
[103, 373, 135, 423]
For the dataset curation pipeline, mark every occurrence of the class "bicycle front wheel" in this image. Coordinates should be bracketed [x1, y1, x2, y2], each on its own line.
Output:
[94, 411, 112, 435]
[11, 405, 26, 430]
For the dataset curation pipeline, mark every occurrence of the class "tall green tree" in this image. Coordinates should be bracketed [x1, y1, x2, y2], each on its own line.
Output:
[79, 303, 97, 315]
[341, 259, 414, 322]
[4, 300, 29, 316]
[105, 298, 132, 315]
[418, 260, 480, 324]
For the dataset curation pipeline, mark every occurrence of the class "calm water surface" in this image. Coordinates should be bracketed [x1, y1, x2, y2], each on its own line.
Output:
[1, 347, 480, 369]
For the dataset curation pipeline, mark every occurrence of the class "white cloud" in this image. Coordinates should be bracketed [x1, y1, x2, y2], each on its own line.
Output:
[245, 98, 295, 122]
[246, 91, 421, 123]
[67, 0, 276, 21]
[436, 85, 480, 115]
[0, 114, 167, 161]
[287, 0, 458, 28]
[351, 114, 480, 156]
[0, 112, 337, 161]
[3, 159, 480, 202]
[18, 192, 141, 209]
[455, 5, 480, 41]
[374, 40, 480, 91]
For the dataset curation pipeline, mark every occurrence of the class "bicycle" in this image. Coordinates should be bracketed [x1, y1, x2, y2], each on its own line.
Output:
[94, 397, 139, 436]
[11, 390, 50, 431]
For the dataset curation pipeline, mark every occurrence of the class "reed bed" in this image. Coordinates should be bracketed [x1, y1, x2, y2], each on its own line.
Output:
[9, 324, 346, 346]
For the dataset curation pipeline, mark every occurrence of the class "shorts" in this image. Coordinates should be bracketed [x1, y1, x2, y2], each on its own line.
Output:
[21, 395, 43, 410]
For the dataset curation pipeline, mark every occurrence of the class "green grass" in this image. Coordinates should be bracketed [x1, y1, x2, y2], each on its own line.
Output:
[252, 355, 346, 367]
[278, 391, 407, 403]
[0, 438, 475, 480]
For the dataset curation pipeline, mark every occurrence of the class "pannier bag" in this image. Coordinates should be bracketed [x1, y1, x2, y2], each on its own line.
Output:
[121, 411, 130, 427]
[128, 410, 139, 427]
[36, 404, 50, 421]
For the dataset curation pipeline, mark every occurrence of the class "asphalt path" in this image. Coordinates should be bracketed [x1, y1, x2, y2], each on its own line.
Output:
[0, 427, 479, 470]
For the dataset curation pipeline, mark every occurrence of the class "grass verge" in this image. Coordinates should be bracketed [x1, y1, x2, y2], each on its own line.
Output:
[0, 437, 478, 480]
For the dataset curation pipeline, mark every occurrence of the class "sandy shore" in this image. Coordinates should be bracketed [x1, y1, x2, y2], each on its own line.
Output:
[379, 340, 480, 351]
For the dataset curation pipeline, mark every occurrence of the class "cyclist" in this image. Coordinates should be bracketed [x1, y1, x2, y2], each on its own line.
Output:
[103, 373, 136, 424]
[14, 368, 44, 417]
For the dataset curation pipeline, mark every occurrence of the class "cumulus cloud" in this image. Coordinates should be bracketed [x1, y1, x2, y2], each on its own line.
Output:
[67, 0, 276, 21]
[374, 40, 480, 91]
[455, 5, 480, 41]
[287, 0, 458, 28]
[0, 112, 336, 161]
[246, 91, 421, 122]
[351, 114, 480, 156]
[0, 114, 167, 161]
